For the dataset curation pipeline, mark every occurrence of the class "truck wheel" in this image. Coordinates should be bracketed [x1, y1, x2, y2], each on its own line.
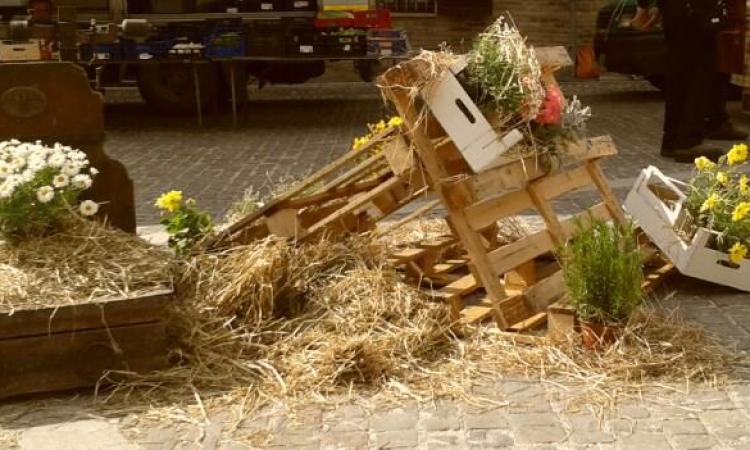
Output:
[354, 60, 382, 82]
[136, 63, 219, 114]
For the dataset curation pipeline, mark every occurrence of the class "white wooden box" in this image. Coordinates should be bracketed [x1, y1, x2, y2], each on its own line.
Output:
[421, 59, 522, 173]
[0, 41, 41, 62]
[624, 166, 750, 292]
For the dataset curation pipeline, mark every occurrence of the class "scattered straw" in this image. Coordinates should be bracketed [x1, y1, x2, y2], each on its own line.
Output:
[0, 218, 172, 314]
[0, 429, 18, 449]
[96, 229, 735, 435]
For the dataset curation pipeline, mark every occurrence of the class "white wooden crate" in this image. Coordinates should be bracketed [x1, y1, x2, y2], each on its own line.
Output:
[624, 166, 750, 292]
[421, 58, 523, 173]
[0, 41, 41, 62]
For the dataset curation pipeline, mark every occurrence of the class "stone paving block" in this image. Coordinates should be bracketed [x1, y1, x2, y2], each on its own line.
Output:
[699, 410, 750, 429]
[483, 430, 515, 447]
[420, 431, 461, 448]
[618, 405, 651, 420]
[663, 419, 708, 436]
[617, 432, 673, 450]
[514, 425, 567, 445]
[463, 409, 509, 430]
[20, 419, 137, 450]
[506, 412, 561, 428]
[371, 429, 419, 449]
[370, 407, 419, 432]
[569, 430, 616, 444]
[714, 427, 750, 443]
[320, 430, 369, 449]
[670, 434, 719, 450]
[565, 413, 604, 432]
[635, 418, 664, 432]
[419, 401, 461, 431]
[322, 405, 368, 433]
[682, 391, 735, 411]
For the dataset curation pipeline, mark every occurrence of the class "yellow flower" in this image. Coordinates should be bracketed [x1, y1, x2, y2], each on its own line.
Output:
[352, 136, 369, 151]
[695, 156, 715, 171]
[388, 116, 403, 128]
[155, 190, 183, 213]
[727, 143, 749, 165]
[374, 120, 386, 132]
[717, 172, 729, 185]
[729, 242, 748, 265]
[741, 175, 749, 195]
[733, 202, 750, 222]
[700, 193, 720, 212]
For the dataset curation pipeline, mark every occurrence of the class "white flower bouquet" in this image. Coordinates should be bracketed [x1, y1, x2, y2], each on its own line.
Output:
[0, 140, 99, 239]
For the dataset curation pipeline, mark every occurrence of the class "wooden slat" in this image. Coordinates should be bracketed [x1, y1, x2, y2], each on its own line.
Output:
[317, 152, 386, 195]
[586, 160, 628, 227]
[0, 290, 172, 340]
[508, 312, 548, 333]
[428, 274, 479, 301]
[563, 135, 618, 162]
[0, 322, 167, 400]
[221, 127, 396, 240]
[534, 165, 594, 200]
[465, 189, 534, 231]
[523, 270, 565, 314]
[304, 176, 403, 237]
[375, 198, 440, 237]
[285, 176, 385, 209]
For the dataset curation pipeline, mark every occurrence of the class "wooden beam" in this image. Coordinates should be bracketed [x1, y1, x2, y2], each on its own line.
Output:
[586, 160, 628, 227]
[508, 312, 548, 333]
[465, 190, 534, 231]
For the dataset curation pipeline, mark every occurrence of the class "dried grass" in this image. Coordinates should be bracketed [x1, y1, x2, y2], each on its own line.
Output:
[0, 218, 172, 314]
[97, 229, 735, 432]
[0, 429, 18, 449]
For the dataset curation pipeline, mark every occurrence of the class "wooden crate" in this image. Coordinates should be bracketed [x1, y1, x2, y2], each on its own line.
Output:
[0, 290, 172, 400]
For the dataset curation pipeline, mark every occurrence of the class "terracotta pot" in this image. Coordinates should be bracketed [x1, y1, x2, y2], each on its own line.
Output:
[580, 321, 622, 349]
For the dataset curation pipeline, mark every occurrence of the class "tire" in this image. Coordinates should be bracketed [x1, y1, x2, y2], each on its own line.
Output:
[136, 63, 219, 115]
[354, 60, 382, 82]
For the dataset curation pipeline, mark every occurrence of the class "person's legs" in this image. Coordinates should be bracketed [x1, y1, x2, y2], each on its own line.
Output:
[704, 43, 748, 140]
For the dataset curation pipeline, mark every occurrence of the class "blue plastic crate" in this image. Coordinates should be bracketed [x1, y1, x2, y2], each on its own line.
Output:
[204, 31, 246, 58]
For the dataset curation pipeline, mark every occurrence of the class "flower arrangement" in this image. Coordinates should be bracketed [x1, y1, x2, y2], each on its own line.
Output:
[0, 140, 99, 239]
[352, 116, 403, 152]
[684, 144, 750, 264]
[465, 16, 545, 129]
[155, 190, 213, 255]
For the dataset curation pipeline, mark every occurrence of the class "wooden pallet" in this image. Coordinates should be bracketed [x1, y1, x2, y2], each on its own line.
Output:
[0, 290, 172, 399]
[379, 58, 659, 331]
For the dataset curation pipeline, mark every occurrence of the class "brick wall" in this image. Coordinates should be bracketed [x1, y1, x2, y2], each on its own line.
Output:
[395, 0, 608, 52]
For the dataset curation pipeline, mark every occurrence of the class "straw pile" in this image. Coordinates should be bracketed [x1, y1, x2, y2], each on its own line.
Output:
[100, 226, 735, 430]
[0, 218, 172, 314]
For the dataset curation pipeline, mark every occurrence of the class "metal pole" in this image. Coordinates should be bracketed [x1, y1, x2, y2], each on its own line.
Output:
[193, 62, 203, 127]
[230, 62, 237, 127]
[571, 0, 578, 77]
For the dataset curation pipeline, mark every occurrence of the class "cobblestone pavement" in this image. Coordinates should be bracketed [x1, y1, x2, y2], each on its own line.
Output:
[2, 76, 750, 449]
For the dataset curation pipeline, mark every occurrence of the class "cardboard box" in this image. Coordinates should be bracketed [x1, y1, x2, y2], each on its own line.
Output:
[0, 41, 41, 62]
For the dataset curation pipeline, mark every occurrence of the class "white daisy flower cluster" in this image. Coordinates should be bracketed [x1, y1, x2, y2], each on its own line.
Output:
[0, 140, 99, 217]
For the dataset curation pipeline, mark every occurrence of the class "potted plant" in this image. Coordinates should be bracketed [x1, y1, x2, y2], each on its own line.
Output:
[559, 218, 644, 348]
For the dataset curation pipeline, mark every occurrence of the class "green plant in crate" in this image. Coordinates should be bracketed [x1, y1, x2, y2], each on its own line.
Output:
[683, 144, 750, 264]
[559, 218, 644, 327]
[0, 140, 100, 240]
[155, 190, 213, 255]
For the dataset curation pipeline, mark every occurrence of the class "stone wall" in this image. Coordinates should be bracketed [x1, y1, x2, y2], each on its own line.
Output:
[394, 0, 608, 52]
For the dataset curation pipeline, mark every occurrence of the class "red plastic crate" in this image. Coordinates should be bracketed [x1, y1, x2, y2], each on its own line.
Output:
[314, 8, 392, 29]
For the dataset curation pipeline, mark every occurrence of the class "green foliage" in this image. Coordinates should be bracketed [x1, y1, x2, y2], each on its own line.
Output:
[560, 218, 644, 325]
[158, 197, 213, 256]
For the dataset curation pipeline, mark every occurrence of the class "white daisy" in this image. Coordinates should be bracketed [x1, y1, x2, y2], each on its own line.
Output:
[48, 152, 66, 168]
[0, 183, 13, 199]
[0, 163, 11, 178]
[53, 174, 69, 188]
[79, 200, 99, 217]
[36, 186, 54, 203]
[90, 167, 99, 176]
[62, 161, 80, 177]
[72, 174, 93, 190]
[10, 156, 25, 170]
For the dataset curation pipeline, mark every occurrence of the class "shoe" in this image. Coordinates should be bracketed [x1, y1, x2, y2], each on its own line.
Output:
[669, 144, 725, 163]
[705, 122, 749, 141]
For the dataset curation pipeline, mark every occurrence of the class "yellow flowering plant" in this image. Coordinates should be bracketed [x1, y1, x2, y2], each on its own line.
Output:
[351, 116, 403, 152]
[155, 190, 213, 255]
[685, 143, 750, 264]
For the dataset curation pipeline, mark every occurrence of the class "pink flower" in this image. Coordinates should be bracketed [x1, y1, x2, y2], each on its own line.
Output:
[535, 85, 564, 125]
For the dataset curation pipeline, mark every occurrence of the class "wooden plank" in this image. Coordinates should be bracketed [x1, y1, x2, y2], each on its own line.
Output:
[536, 45, 574, 70]
[508, 312, 548, 333]
[304, 176, 403, 237]
[382, 134, 414, 176]
[428, 273, 479, 301]
[469, 154, 550, 200]
[0, 322, 167, 400]
[220, 127, 396, 241]
[548, 308, 576, 343]
[265, 208, 302, 238]
[562, 136, 618, 162]
[0, 290, 172, 340]
[465, 189, 534, 232]
[586, 160, 628, 227]
[523, 270, 565, 314]
[534, 165, 593, 201]
[390, 248, 428, 264]
[285, 176, 385, 209]
[317, 152, 386, 195]
[461, 294, 530, 326]
[375, 198, 440, 237]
